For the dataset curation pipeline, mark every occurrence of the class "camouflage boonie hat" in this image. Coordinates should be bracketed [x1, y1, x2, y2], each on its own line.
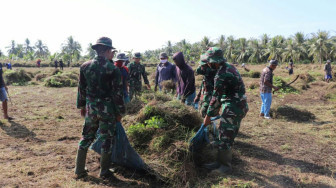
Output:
[133, 52, 141, 58]
[159, 52, 168, 59]
[91, 37, 115, 50]
[205, 47, 225, 64]
[114, 53, 127, 61]
[199, 53, 208, 65]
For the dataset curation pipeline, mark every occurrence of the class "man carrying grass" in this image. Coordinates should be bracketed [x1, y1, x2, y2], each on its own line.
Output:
[259, 59, 279, 119]
[75, 37, 125, 179]
[203, 47, 249, 174]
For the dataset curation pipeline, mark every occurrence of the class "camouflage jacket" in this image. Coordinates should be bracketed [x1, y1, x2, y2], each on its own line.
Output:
[195, 65, 217, 98]
[207, 63, 247, 117]
[77, 56, 125, 115]
[127, 62, 149, 86]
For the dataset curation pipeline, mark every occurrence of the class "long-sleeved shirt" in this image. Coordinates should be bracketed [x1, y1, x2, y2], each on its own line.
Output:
[127, 61, 149, 87]
[259, 66, 273, 93]
[173, 52, 196, 98]
[77, 56, 125, 116]
[207, 63, 247, 117]
[155, 61, 176, 89]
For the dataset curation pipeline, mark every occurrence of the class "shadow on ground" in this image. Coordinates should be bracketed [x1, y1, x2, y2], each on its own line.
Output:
[232, 141, 334, 187]
[271, 105, 316, 123]
[0, 120, 45, 142]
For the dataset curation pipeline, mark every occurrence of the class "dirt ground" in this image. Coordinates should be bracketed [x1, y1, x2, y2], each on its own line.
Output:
[0, 65, 335, 188]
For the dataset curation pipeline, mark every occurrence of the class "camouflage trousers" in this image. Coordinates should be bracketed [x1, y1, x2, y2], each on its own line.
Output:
[78, 102, 116, 153]
[199, 92, 212, 118]
[212, 101, 248, 151]
[129, 84, 142, 100]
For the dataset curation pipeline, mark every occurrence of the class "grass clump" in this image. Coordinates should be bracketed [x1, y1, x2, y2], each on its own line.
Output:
[273, 76, 299, 94]
[125, 92, 203, 185]
[161, 80, 176, 94]
[4, 69, 33, 85]
[44, 71, 78, 87]
[241, 71, 261, 78]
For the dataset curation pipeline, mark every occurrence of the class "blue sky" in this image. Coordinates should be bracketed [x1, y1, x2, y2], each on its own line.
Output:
[0, 0, 335, 55]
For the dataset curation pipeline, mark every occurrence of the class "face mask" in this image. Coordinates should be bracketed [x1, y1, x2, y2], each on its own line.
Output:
[160, 59, 167, 63]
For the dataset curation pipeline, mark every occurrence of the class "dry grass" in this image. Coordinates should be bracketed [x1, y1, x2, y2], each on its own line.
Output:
[0, 65, 335, 187]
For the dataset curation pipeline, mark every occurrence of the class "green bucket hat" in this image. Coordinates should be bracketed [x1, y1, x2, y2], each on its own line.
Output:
[114, 53, 127, 61]
[91, 37, 115, 50]
[133, 52, 141, 59]
[199, 53, 208, 65]
[205, 47, 225, 64]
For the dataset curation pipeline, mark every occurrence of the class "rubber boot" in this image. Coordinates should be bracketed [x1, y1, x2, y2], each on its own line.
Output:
[74, 148, 88, 179]
[211, 149, 232, 175]
[99, 152, 114, 179]
[202, 161, 220, 170]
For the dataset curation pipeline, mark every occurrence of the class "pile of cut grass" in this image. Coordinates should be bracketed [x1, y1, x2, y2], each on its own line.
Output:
[125, 92, 203, 185]
[44, 71, 79, 87]
[241, 71, 261, 78]
[4, 69, 33, 85]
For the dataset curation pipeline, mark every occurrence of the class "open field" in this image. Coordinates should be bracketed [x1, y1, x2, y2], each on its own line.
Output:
[0, 64, 336, 187]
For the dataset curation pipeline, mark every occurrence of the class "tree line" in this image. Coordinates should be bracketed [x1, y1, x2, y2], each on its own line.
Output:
[144, 30, 336, 64]
[0, 36, 84, 64]
[1, 31, 335, 64]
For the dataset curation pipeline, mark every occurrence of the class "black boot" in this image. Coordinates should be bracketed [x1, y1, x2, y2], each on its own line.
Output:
[211, 149, 232, 175]
[99, 152, 114, 179]
[74, 149, 88, 179]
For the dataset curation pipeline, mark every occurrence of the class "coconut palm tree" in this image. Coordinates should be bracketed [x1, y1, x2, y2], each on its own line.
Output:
[217, 35, 226, 51]
[263, 37, 283, 61]
[86, 43, 96, 59]
[35, 40, 49, 58]
[260, 34, 270, 48]
[236, 38, 249, 63]
[6, 40, 17, 56]
[166, 40, 173, 56]
[282, 39, 300, 62]
[308, 31, 332, 64]
[225, 36, 236, 62]
[24, 38, 34, 54]
[62, 36, 82, 62]
[248, 39, 263, 63]
[200, 36, 213, 51]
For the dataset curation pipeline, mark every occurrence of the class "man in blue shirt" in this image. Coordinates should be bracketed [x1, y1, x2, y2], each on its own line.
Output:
[154, 52, 177, 92]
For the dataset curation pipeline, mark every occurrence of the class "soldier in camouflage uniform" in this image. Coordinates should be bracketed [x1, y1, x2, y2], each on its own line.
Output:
[194, 53, 217, 117]
[127, 52, 151, 100]
[75, 37, 125, 179]
[202, 47, 248, 174]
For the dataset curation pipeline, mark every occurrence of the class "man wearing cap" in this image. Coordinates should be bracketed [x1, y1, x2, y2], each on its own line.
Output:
[154, 52, 177, 92]
[324, 60, 333, 83]
[259, 59, 279, 119]
[127, 52, 150, 100]
[194, 53, 217, 117]
[172, 52, 196, 106]
[203, 47, 248, 175]
[75, 37, 125, 179]
[114, 53, 130, 103]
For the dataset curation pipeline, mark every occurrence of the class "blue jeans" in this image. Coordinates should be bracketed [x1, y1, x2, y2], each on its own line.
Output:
[260, 92, 272, 117]
[177, 92, 196, 108]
